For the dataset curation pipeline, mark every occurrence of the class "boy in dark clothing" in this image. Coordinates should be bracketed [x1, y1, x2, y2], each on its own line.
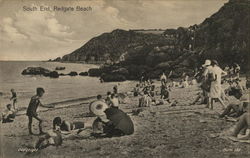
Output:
[26, 88, 54, 135]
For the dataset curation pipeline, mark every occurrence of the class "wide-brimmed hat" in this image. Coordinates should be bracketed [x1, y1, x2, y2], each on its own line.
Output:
[202, 60, 211, 67]
[89, 101, 108, 116]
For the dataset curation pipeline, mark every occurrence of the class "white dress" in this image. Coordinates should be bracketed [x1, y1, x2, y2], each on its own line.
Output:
[210, 66, 226, 98]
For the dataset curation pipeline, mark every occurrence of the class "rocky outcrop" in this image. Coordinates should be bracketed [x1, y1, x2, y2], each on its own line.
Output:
[55, 29, 169, 63]
[68, 71, 78, 76]
[88, 68, 103, 77]
[79, 72, 88, 76]
[22, 67, 60, 78]
[22, 67, 51, 75]
[49, 71, 59, 78]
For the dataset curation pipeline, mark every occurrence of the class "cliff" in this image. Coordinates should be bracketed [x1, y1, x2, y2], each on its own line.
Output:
[54, 0, 250, 80]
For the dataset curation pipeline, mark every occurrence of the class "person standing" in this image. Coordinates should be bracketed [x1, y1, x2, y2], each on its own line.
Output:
[201, 59, 213, 105]
[209, 60, 227, 109]
[160, 72, 167, 86]
[10, 89, 17, 110]
[26, 87, 54, 135]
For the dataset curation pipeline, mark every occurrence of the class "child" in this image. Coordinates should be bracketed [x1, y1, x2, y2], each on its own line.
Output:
[35, 129, 62, 150]
[139, 91, 152, 107]
[53, 117, 85, 133]
[133, 84, 140, 97]
[113, 85, 118, 94]
[26, 87, 54, 135]
[10, 89, 17, 110]
[105, 91, 112, 106]
[160, 85, 171, 103]
[2, 104, 16, 123]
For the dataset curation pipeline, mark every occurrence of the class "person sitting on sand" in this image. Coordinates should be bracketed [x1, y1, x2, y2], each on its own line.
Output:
[35, 129, 62, 150]
[139, 91, 152, 107]
[133, 84, 140, 97]
[160, 85, 171, 104]
[226, 79, 244, 100]
[10, 89, 17, 110]
[105, 91, 112, 106]
[219, 99, 249, 118]
[52, 117, 85, 133]
[231, 112, 250, 139]
[149, 85, 156, 103]
[26, 87, 54, 135]
[93, 106, 134, 137]
[2, 104, 16, 123]
[110, 93, 119, 108]
[233, 63, 240, 80]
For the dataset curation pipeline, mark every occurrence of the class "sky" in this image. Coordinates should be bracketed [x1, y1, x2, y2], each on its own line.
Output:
[0, 0, 228, 61]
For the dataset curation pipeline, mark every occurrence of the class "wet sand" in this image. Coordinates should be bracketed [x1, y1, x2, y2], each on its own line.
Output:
[1, 81, 249, 158]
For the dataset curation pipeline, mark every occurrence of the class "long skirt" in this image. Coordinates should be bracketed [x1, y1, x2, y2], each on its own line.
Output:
[210, 82, 221, 98]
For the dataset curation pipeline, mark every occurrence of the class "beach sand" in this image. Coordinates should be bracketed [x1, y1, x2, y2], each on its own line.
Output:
[1, 81, 249, 158]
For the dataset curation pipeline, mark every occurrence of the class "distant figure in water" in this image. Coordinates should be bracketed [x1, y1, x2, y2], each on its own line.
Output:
[2, 104, 16, 123]
[53, 117, 85, 133]
[10, 89, 17, 110]
[26, 87, 54, 135]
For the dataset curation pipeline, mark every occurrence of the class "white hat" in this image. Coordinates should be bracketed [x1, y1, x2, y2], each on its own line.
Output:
[202, 60, 211, 67]
[89, 101, 108, 116]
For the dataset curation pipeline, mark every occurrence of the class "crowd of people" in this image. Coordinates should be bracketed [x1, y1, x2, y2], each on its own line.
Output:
[131, 59, 249, 141]
[1, 59, 249, 150]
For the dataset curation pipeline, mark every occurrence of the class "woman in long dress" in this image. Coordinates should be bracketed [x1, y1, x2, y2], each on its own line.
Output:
[209, 60, 227, 109]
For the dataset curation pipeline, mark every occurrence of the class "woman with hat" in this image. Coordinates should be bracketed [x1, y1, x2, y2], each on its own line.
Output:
[200, 59, 213, 105]
[208, 60, 227, 109]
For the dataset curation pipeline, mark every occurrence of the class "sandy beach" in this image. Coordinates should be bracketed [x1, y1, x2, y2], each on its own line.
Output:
[1, 80, 249, 158]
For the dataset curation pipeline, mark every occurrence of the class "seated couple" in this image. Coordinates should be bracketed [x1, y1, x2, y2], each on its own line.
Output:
[91, 100, 134, 137]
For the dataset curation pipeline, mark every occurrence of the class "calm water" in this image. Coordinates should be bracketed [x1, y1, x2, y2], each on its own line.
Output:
[0, 61, 133, 110]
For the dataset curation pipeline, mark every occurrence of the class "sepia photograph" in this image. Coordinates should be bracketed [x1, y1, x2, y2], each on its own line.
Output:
[0, 0, 249, 157]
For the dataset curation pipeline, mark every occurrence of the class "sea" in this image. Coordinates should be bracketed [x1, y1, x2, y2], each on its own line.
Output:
[0, 61, 134, 111]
